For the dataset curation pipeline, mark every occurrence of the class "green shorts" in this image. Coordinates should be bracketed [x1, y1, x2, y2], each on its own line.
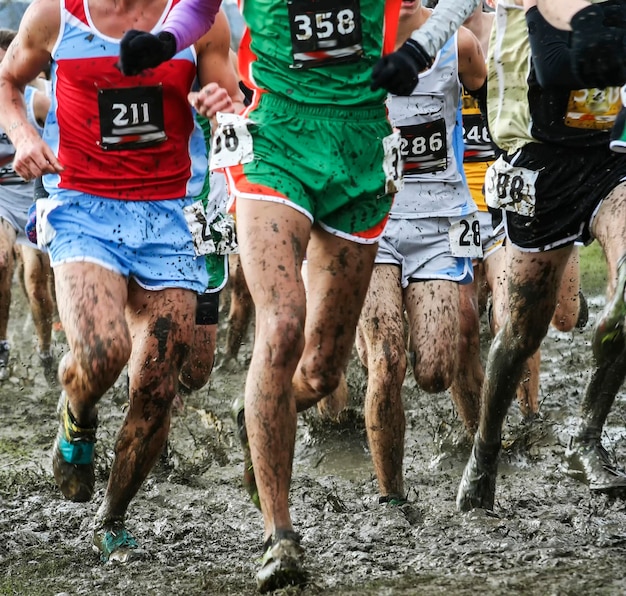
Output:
[228, 94, 394, 242]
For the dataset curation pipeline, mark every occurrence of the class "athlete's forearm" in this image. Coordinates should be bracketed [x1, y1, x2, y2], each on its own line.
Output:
[409, 0, 481, 58]
[0, 83, 30, 146]
[536, 0, 590, 30]
[162, 0, 223, 52]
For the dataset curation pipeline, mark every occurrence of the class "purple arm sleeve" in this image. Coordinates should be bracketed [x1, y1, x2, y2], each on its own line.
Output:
[162, 0, 224, 51]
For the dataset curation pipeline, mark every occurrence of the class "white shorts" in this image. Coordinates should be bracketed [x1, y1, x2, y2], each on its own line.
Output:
[376, 216, 474, 288]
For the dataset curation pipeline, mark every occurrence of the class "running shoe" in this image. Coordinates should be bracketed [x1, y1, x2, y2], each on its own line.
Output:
[38, 349, 59, 387]
[0, 340, 10, 381]
[231, 396, 260, 509]
[256, 530, 308, 594]
[92, 518, 140, 563]
[456, 434, 500, 512]
[52, 392, 97, 502]
[592, 255, 626, 365]
[379, 494, 408, 506]
[565, 436, 626, 493]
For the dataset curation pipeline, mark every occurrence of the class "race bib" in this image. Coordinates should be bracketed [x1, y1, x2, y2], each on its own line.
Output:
[184, 200, 238, 256]
[382, 131, 404, 195]
[398, 118, 447, 176]
[564, 87, 621, 130]
[449, 212, 482, 259]
[287, 0, 363, 68]
[462, 113, 495, 163]
[209, 112, 254, 171]
[98, 86, 166, 150]
[484, 155, 538, 217]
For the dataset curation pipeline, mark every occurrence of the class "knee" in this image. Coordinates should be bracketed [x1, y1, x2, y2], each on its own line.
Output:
[70, 332, 132, 390]
[259, 316, 305, 368]
[367, 341, 407, 390]
[414, 363, 453, 394]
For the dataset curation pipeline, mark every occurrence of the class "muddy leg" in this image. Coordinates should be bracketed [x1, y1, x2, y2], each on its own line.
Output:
[457, 245, 571, 511]
[358, 265, 407, 500]
[96, 283, 195, 521]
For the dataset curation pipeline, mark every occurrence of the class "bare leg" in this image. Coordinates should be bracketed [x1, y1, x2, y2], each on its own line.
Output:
[451, 279, 482, 435]
[457, 244, 572, 511]
[405, 280, 459, 393]
[222, 253, 253, 365]
[96, 281, 195, 522]
[0, 221, 16, 379]
[19, 245, 54, 353]
[236, 199, 310, 539]
[358, 265, 406, 499]
[565, 183, 626, 492]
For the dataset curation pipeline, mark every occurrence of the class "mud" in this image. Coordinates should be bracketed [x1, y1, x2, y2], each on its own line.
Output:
[2, 284, 626, 595]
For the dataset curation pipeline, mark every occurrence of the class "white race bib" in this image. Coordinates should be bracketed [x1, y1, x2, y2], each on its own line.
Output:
[184, 200, 238, 257]
[209, 112, 254, 171]
[382, 131, 404, 194]
[484, 155, 538, 217]
[449, 212, 483, 259]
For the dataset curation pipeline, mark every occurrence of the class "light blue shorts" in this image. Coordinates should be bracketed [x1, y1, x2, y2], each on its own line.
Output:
[376, 216, 474, 288]
[38, 192, 209, 293]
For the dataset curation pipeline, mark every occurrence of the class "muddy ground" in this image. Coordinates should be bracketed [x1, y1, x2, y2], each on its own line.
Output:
[2, 271, 626, 595]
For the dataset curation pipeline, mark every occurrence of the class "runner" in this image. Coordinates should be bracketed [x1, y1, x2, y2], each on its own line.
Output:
[0, 3, 243, 562]
[0, 29, 58, 386]
[357, 0, 486, 504]
[457, 0, 626, 512]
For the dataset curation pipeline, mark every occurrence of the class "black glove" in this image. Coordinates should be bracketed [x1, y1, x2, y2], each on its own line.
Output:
[370, 38, 433, 95]
[570, 4, 626, 88]
[118, 30, 177, 76]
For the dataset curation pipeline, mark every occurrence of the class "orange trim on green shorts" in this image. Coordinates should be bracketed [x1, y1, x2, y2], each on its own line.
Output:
[353, 212, 390, 241]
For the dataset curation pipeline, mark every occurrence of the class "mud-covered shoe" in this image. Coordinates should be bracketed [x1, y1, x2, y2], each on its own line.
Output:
[0, 340, 10, 381]
[592, 255, 626, 365]
[52, 392, 97, 502]
[256, 530, 308, 594]
[565, 436, 626, 493]
[38, 349, 59, 387]
[231, 396, 260, 509]
[456, 435, 500, 512]
[379, 494, 407, 506]
[93, 518, 140, 563]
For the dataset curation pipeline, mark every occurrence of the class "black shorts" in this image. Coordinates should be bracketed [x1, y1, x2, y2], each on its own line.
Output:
[503, 143, 626, 250]
[196, 291, 220, 326]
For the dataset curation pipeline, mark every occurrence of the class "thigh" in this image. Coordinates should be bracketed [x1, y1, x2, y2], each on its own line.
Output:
[0, 218, 17, 257]
[592, 180, 626, 285]
[54, 261, 129, 357]
[125, 281, 197, 373]
[358, 264, 405, 358]
[405, 280, 459, 367]
[484, 244, 508, 333]
[19, 244, 50, 281]
[505, 243, 573, 335]
[235, 197, 311, 326]
[303, 225, 378, 369]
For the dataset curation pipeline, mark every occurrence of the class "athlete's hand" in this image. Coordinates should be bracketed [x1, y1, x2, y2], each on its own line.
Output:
[188, 83, 234, 119]
[12, 132, 63, 181]
[370, 39, 432, 96]
[570, 4, 626, 88]
[118, 30, 177, 76]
